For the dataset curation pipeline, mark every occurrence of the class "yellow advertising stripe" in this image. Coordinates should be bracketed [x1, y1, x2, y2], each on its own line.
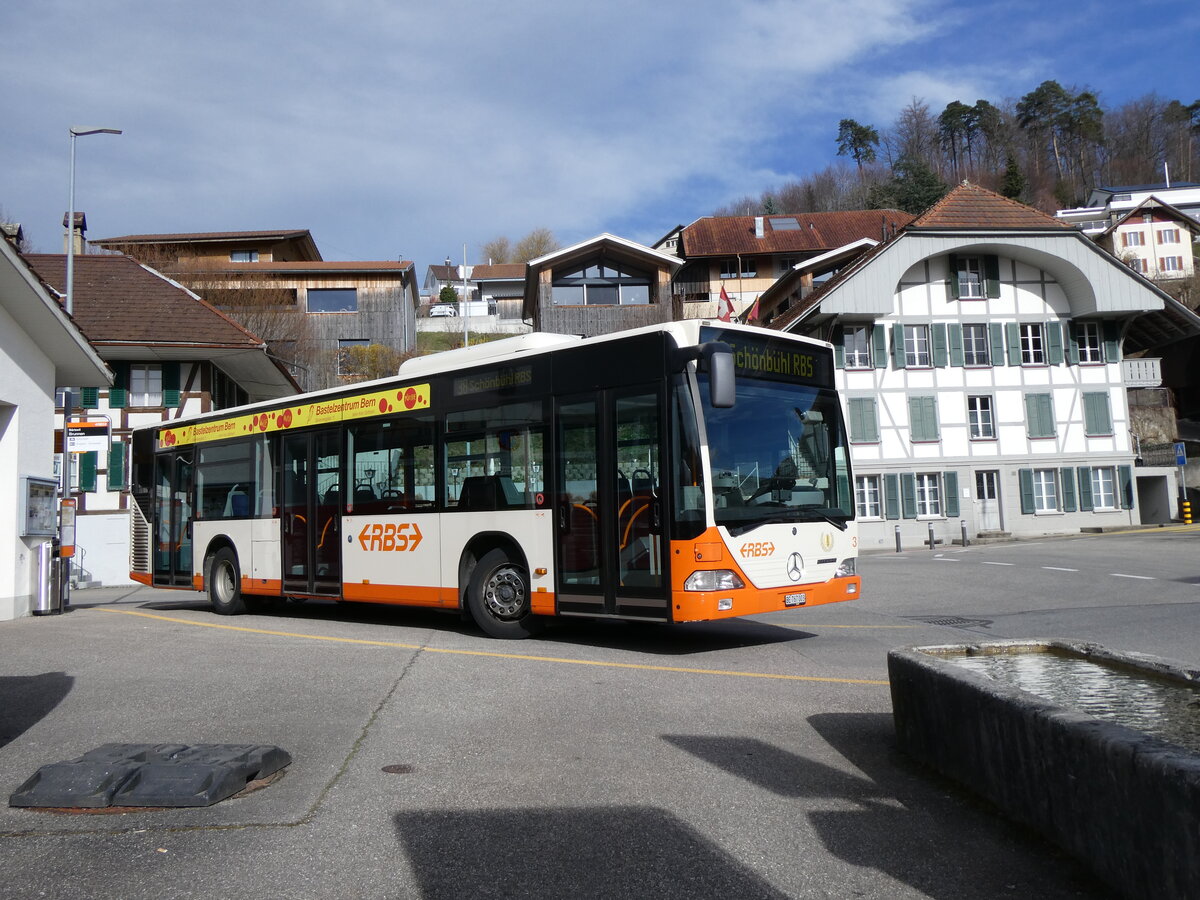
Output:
[157, 382, 431, 448]
[99, 609, 889, 686]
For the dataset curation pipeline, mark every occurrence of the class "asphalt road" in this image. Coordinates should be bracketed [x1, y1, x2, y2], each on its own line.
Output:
[1, 527, 1196, 899]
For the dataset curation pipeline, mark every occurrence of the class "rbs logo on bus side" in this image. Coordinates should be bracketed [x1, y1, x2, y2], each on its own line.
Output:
[740, 541, 776, 558]
[358, 522, 424, 552]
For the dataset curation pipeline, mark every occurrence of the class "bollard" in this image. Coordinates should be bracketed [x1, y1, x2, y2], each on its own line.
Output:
[928, 521, 935, 550]
[961, 519, 968, 547]
[1183, 499, 1193, 525]
[895, 524, 902, 553]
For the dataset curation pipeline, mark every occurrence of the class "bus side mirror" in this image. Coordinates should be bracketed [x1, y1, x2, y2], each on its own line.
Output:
[703, 343, 735, 408]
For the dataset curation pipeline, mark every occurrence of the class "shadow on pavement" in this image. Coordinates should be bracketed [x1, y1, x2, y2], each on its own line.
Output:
[394, 806, 787, 899]
[663, 714, 1113, 899]
[0, 672, 74, 751]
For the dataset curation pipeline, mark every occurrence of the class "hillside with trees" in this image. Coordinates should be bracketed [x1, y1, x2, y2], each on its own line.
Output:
[716, 82, 1199, 217]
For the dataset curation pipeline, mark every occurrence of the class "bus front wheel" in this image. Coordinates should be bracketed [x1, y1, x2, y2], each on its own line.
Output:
[466, 549, 543, 639]
[208, 546, 246, 615]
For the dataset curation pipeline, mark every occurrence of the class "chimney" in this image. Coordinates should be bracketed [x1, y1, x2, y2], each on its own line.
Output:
[754, 216, 764, 239]
[1, 222, 24, 249]
[62, 211, 87, 254]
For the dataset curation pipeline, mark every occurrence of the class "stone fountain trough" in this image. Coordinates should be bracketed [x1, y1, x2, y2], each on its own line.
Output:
[888, 639, 1200, 900]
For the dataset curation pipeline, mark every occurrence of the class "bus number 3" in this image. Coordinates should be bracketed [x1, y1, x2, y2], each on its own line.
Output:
[358, 522, 424, 552]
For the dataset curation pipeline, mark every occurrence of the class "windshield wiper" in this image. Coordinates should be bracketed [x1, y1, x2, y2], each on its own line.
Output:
[794, 509, 849, 531]
[726, 513, 798, 537]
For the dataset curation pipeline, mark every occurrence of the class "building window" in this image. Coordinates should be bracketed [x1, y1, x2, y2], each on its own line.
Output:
[967, 396, 994, 439]
[1076, 322, 1103, 363]
[847, 397, 879, 443]
[957, 257, 984, 299]
[230, 250, 260, 263]
[719, 257, 757, 279]
[962, 324, 990, 366]
[1091, 467, 1117, 510]
[129, 364, 163, 407]
[552, 260, 653, 305]
[908, 395, 939, 442]
[337, 339, 370, 377]
[1160, 256, 1183, 272]
[1122, 231, 1145, 247]
[904, 325, 931, 367]
[844, 325, 871, 368]
[778, 256, 800, 273]
[1127, 258, 1148, 274]
[308, 288, 358, 313]
[916, 473, 942, 517]
[1020, 323, 1045, 365]
[1025, 392, 1056, 439]
[1158, 229, 1180, 244]
[855, 475, 882, 518]
[1033, 469, 1059, 512]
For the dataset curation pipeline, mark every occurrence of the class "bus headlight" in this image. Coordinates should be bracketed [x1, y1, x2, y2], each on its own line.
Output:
[684, 570, 746, 591]
[835, 558, 856, 578]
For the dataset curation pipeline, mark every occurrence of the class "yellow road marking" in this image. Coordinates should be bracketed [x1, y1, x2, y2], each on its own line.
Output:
[99, 608, 889, 686]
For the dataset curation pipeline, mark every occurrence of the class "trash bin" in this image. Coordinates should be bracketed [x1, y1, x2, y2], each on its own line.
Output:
[31, 541, 62, 616]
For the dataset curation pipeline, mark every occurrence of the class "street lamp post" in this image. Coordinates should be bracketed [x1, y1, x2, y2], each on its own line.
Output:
[66, 126, 122, 316]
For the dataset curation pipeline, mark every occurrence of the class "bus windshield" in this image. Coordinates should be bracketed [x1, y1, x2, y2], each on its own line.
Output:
[699, 374, 852, 536]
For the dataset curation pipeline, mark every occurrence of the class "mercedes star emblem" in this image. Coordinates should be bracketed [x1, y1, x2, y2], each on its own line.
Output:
[786, 552, 803, 582]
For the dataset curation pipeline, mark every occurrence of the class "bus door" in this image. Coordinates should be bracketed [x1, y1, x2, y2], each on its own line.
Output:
[153, 450, 194, 587]
[281, 429, 342, 595]
[554, 387, 668, 620]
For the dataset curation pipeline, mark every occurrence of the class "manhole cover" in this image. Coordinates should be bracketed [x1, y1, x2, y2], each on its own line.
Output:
[904, 615, 994, 628]
[9, 743, 291, 810]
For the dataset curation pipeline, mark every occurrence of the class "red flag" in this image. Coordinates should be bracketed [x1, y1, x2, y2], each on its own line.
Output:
[745, 296, 760, 323]
[717, 286, 733, 322]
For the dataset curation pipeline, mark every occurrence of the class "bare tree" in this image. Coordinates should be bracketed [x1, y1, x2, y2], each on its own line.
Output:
[479, 235, 512, 265]
[512, 228, 560, 262]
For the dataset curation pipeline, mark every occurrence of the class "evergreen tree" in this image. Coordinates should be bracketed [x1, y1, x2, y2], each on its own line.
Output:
[1001, 157, 1026, 200]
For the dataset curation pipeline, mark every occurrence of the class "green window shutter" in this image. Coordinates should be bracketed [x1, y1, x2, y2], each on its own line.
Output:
[1046, 321, 1064, 365]
[1065, 321, 1080, 364]
[948, 324, 964, 367]
[892, 323, 905, 369]
[1026, 393, 1055, 438]
[989, 323, 1006, 367]
[1103, 322, 1121, 363]
[943, 470, 959, 517]
[947, 254, 960, 299]
[107, 441, 127, 491]
[1006, 322, 1021, 366]
[932, 323, 948, 367]
[80, 386, 99, 409]
[1060, 467, 1077, 512]
[909, 396, 939, 442]
[1077, 467, 1094, 511]
[1018, 469, 1035, 514]
[1083, 392, 1112, 436]
[79, 451, 98, 492]
[872, 325, 888, 369]
[1119, 465, 1134, 509]
[884, 474, 900, 520]
[984, 255, 1001, 298]
[848, 398, 879, 442]
[900, 473, 917, 519]
[163, 362, 182, 408]
[109, 362, 129, 409]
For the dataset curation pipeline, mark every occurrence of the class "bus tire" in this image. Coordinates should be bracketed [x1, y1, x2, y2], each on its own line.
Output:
[466, 549, 543, 639]
[208, 546, 246, 615]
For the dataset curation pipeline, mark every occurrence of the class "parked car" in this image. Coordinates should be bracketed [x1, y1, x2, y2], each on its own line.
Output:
[429, 304, 458, 317]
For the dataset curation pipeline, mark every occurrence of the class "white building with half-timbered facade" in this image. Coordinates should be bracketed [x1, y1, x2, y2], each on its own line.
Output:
[774, 182, 1196, 550]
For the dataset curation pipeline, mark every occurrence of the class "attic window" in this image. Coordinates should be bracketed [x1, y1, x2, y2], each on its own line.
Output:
[768, 217, 801, 231]
[230, 251, 260, 263]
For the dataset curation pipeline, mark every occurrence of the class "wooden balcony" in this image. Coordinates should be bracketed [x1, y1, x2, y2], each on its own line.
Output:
[1122, 357, 1161, 387]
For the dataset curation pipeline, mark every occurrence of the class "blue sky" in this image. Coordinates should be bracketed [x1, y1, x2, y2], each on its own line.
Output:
[2, 0, 1197, 272]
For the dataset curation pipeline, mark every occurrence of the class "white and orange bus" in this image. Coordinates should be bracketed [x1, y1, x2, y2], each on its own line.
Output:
[129, 321, 859, 638]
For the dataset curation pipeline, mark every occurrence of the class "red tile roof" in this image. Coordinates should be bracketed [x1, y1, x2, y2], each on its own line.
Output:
[93, 229, 313, 244]
[682, 210, 913, 257]
[24, 254, 267, 349]
[202, 260, 413, 273]
[471, 264, 526, 280]
[910, 182, 1068, 229]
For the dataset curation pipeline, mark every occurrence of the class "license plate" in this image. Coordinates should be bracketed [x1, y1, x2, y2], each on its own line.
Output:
[784, 593, 807, 607]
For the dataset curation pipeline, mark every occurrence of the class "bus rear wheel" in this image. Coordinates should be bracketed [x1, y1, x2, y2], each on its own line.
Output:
[467, 549, 543, 639]
[208, 546, 246, 615]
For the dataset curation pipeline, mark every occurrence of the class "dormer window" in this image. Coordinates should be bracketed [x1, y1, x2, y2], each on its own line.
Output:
[948, 254, 999, 299]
